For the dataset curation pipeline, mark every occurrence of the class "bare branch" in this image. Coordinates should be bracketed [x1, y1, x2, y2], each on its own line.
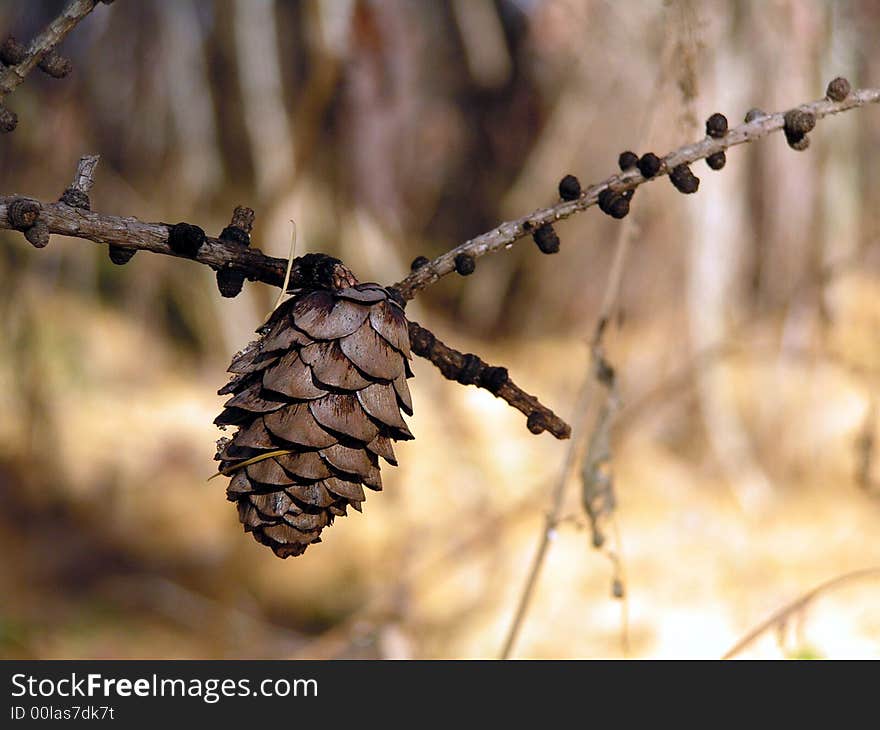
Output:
[1, 156, 569, 438]
[4, 90, 877, 290]
[393, 87, 880, 300]
[3, 86, 879, 441]
[67, 153, 100, 194]
[0, 0, 104, 132]
[0, 191, 290, 282]
[722, 567, 880, 659]
[408, 321, 571, 440]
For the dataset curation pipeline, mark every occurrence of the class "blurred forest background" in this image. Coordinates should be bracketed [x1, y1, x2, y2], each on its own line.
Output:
[1, 0, 880, 659]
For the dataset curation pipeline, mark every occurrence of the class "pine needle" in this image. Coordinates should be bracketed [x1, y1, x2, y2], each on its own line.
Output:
[207, 449, 296, 481]
[266, 220, 297, 321]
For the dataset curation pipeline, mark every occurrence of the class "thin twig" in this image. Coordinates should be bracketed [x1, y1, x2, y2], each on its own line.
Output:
[1, 157, 570, 438]
[3, 89, 879, 440]
[500, 219, 636, 658]
[0, 191, 290, 281]
[408, 320, 570, 439]
[393, 88, 880, 300]
[497, 85, 880, 656]
[0, 0, 103, 132]
[3, 90, 878, 292]
[498, 44, 679, 655]
[0, 0, 97, 97]
[498, 384, 592, 659]
[856, 401, 877, 492]
[722, 567, 880, 659]
[67, 154, 100, 194]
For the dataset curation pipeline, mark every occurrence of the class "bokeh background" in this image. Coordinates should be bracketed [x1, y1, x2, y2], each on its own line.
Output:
[1, 0, 879, 659]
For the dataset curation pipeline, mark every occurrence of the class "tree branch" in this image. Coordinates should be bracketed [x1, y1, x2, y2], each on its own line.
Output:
[1, 156, 570, 438]
[392, 87, 880, 300]
[3, 85, 879, 441]
[0, 0, 105, 132]
[722, 567, 880, 659]
[408, 321, 570, 439]
[5, 88, 877, 292]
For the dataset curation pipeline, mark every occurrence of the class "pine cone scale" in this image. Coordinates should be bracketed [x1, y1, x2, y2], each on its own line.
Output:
[369, 301, 411, 356]
[325, 477, 366, 502]
[357, 382, 410, 433]
[293, 294, 371, 339]
[286, 482, 335, 508]
[339, 323, 406, 380]
[393, 374, 414, 416]
[366, 435, 397, 465]
[308, 393, 379, 443]
[229, 416, 274, 449]
[263, 404, 339, 449]
[276, 451, 332, 480]
[261, 321, 312, 352]
[300, 341, 373, 390]
[224, 381, 287, 412]
[320, 443, 373, 474]
[263, 352, 326, 399]
[245, 457, 295, 486]
[250, 491, 293, 518]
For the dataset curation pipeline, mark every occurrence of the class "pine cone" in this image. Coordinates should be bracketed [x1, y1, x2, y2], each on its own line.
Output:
[214, 258, 413, 558]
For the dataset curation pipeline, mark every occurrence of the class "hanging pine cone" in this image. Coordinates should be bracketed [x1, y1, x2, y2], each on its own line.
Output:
[214, 255, 414, 558]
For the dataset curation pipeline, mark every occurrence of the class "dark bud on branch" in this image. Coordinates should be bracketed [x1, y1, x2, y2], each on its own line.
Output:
[291, 252, 354, 290]
[454, 252, 476, 275]
[38, 50, 72, 78]
[409, 325, 436, 357]
[0, 36, 26, 65]
[410, 255, 429, 271]
[8, 198, 42, 229]
[228, 205, 255, 234]
[527, 412, 548, 435]
[786, 133, 810, 151]
[706, 151, 727, 170]
[59, 187, 90, 209]
[456, 354, 482, 385]
[1, 36, 71, 78]
[480, 366, 508, 394]
[215, 207, 254, 297]
[784, 109, 816, 136]
[744, 108, 765, 123]
[0, 104, 19, 133]
[618, 151, 639, 171]
[108, 245, 137, 265]
[168, 222, 206, 257]
[218, 226, 250, 248]
[637, 152, 662, 178]
[219, 206, 253, 248]
[532, 223, 560, 254]
[669, 164, 700, 194]
[24, 220, 50, 248]
[597, 189, 630, 219]
[216, 268, 246, 298]
[385, 286, 407, 309]
[596, 356, 615, 387]
[705, 112, 728, 138]
[783, 108, 816, 150]
[558, 174, 582, 201]
[8, 198, 49, 247]
[826, 76, 851, 102]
